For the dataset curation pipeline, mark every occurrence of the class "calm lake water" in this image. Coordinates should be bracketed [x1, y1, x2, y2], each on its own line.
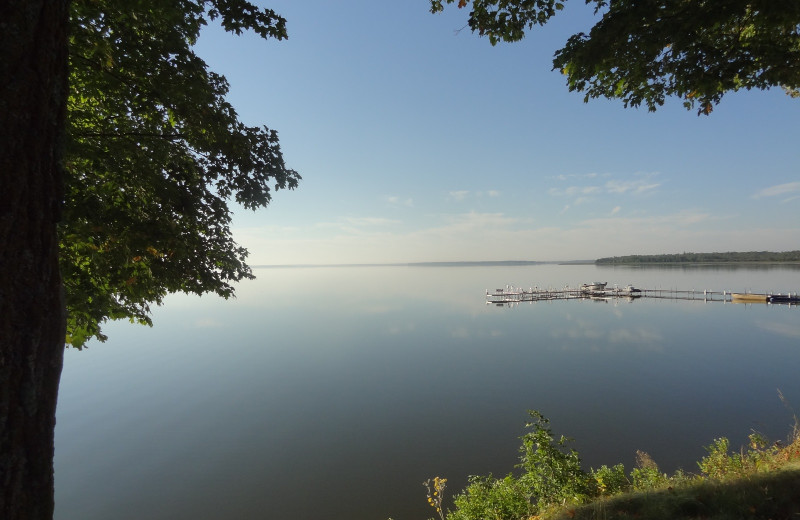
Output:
[54, 264, 800, 520]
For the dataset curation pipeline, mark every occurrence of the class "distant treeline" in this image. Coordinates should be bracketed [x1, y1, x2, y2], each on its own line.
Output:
[596, 251, 800, 264]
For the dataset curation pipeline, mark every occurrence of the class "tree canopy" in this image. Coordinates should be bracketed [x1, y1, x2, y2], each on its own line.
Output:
[596, 250, 800, 264]
[430, 0, 800, 114]
[64, 0, 299, 347]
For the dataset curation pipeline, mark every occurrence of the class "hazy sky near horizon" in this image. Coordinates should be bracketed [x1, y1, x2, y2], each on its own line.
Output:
[195, 0, 799, 264]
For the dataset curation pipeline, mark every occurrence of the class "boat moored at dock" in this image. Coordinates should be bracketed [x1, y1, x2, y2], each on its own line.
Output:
[731, 293, 769, 303]
[767, 294, 800, 304]
[580, 282, 607, 293]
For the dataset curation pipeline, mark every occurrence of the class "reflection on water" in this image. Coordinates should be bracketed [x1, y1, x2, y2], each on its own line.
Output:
[55, 264, 800, 520]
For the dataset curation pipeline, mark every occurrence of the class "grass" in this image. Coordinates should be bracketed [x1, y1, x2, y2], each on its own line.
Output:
[546, 427, 800, 520]
[547, 464, 800, 520]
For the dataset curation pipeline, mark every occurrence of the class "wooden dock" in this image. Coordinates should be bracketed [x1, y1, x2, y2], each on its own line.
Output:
[485, 285, 799, 306]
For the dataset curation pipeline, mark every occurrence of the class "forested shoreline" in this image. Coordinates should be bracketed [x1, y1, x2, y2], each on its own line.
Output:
[596, 251, 800, 264]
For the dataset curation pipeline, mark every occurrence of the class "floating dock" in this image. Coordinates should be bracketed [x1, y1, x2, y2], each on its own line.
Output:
[486, 284, 799, 306]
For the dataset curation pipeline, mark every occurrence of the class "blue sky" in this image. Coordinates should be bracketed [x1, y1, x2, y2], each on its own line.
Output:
[194, 0, 799, 264]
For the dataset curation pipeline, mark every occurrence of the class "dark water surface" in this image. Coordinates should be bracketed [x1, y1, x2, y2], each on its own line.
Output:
[54, 264, 800, 520]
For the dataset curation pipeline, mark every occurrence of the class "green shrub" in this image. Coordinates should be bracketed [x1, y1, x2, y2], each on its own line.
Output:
[698, 437, 740, 479]
[439, 411, 593, 520]
[517, 410, 591, 509]
[630, 467, 670, 491]
[631, 450, 669, 491]
[591, 464, 630, 496]
[698, 432, 782, 480]
[448, 474, 533, 520]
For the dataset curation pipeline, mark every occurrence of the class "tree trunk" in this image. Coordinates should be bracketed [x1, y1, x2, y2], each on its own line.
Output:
[0, 1, 69, 519]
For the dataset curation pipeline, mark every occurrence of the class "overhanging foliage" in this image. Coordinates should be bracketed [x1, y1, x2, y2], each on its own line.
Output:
[63, 0, 299, 347]
[430, 0, 800, 114]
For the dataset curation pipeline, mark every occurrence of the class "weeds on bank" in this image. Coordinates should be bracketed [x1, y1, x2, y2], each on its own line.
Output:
[423, 476, 447, 520]
[425, 405, 800, 520]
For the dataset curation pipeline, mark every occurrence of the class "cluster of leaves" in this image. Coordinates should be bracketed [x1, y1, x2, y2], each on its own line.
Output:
[596, 250, 800, 264]
[429, 0, 800, 114]
[556, 1, 800, 114]
[430, 410, 800, 520]
[430, 0, 565, 45]
[63, 0, 299, 347]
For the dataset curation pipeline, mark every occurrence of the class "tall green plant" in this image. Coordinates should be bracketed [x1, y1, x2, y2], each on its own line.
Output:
[518, 410, 591, 510]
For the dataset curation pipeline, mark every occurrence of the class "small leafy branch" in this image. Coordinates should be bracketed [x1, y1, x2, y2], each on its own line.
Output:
[424, 476, 447, 520]
[778, 388, 799, 441]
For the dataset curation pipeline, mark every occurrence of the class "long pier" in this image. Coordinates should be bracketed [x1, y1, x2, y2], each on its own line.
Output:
[486, 285, 798, 306]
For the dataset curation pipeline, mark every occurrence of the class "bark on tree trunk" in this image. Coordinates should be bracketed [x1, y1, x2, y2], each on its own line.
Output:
[0, 1, 69, 519]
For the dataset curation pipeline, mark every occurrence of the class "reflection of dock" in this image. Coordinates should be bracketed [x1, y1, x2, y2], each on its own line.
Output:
[485, 285, 799, 306]
[640, 288, 729, 301]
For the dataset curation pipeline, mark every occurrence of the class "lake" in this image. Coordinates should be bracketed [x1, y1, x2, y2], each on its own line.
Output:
[54, 263, 800, 520]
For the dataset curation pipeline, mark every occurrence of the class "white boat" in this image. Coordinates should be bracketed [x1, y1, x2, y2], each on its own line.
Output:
[580, 282, 607, 292]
